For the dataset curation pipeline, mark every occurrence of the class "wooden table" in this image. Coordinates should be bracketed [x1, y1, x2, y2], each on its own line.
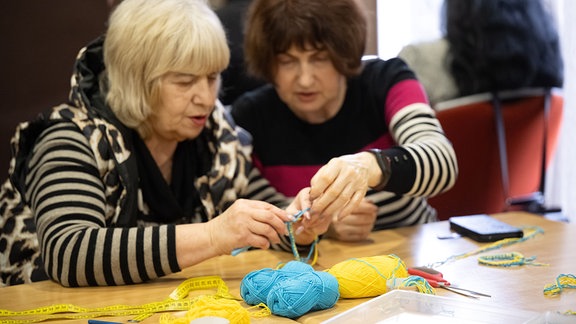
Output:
[1, 212, 574, 323]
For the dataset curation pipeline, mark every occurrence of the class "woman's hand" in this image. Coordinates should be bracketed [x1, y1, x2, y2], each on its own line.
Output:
[309, 152, 381, 220]
[287, 188, 332, 245]
[206, 199, 292, 255]
[324, 199, 377, 242]
[285, 187, 312, 218]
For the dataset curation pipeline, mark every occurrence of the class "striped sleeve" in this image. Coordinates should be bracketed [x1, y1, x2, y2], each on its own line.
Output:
[25, 122, 180, 287]
[387, 102, 458, 197]
[243, 167, 289, 207]
[366, 100, 458, 230]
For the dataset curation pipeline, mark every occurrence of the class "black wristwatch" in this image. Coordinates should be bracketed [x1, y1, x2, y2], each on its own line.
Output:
[368, 149, 391, 191]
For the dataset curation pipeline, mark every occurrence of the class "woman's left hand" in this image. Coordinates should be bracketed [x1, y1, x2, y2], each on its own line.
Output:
[309, 152, 381, 220]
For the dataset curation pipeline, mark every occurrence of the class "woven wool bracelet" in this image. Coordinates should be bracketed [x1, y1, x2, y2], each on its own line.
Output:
[477, 252, 549, 267]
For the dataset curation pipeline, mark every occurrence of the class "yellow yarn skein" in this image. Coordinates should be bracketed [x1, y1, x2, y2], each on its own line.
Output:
[159, 295, 268, 324]
[327, 255, 409, 298]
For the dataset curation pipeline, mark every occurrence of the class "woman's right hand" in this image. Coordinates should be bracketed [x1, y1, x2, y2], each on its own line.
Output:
[309, 152, 382, 220]
[323, 199, 378, 242]
[206, 199, 293, 255]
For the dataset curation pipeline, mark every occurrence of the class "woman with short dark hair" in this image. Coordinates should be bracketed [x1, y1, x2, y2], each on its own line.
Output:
[232, 0, 458, 242]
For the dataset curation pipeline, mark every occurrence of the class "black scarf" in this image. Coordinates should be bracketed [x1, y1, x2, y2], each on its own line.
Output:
[132, 133, 210, 223]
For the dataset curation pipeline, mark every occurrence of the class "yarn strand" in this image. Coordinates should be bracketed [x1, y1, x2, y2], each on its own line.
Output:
[287, 218, 318, 265]
[543, 274, 576, 297]
[428, 226, 544, 268]
[231, 207, 318, 265]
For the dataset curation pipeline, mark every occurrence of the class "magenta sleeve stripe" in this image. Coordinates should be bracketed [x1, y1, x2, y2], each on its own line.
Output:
[260, 165, 321, 196]
[385, 79, 430, 124]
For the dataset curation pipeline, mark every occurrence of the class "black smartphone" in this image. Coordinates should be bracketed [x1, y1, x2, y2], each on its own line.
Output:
[449, 214, 523, 242]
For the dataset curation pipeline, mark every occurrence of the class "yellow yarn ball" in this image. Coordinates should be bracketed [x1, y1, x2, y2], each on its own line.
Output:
[159, 295, 250, 324]
[327, 255, 409, 298]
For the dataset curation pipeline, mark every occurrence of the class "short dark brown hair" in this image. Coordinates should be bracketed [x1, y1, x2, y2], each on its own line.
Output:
[244, 0, 367, 82]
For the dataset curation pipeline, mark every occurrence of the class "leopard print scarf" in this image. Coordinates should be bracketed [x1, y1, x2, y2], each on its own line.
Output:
[0, 39, 251, 286]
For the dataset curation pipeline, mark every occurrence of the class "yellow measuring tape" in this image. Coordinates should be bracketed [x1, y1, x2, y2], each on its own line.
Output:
[0, 276, 266, 324]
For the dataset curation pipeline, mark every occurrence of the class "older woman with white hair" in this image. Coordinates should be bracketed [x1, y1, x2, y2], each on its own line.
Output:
[0, 0, 331, 287]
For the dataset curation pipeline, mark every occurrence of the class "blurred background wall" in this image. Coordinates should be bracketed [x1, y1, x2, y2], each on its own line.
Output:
[0, 1, 111, 177]
[1, 0, 572, 221]
[0, 0, 376, 179]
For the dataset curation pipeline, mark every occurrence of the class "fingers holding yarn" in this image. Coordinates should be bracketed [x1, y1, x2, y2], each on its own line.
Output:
[296, 211, 332, 240]
[286, 188, 313, 219]
[309, 154, 370, 218]
[212, 199, 292, 253]
[245, 219, 287, 247]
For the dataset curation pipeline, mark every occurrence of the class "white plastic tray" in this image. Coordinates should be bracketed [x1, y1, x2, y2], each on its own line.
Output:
[322, 290, 543, 324]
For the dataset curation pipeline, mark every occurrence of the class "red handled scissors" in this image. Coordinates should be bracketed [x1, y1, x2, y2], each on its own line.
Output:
[408, 266, 491, 298]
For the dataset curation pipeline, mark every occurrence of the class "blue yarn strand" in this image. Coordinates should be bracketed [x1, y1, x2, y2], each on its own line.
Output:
[232, 208, 311, 258]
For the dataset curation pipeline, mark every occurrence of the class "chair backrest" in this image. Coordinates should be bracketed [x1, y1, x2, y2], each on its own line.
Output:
[428, 88, 564, 220]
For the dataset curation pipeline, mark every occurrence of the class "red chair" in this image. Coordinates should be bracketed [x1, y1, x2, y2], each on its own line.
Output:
[428, 88, 564, 220]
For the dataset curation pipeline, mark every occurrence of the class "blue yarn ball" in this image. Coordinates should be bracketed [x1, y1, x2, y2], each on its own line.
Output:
[240, 268, 282, 305]
[267, 273, 321, 318]
[309, 271, 340, 311]
[240, 261, 340, 318]
[282, 260, 314, 272]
